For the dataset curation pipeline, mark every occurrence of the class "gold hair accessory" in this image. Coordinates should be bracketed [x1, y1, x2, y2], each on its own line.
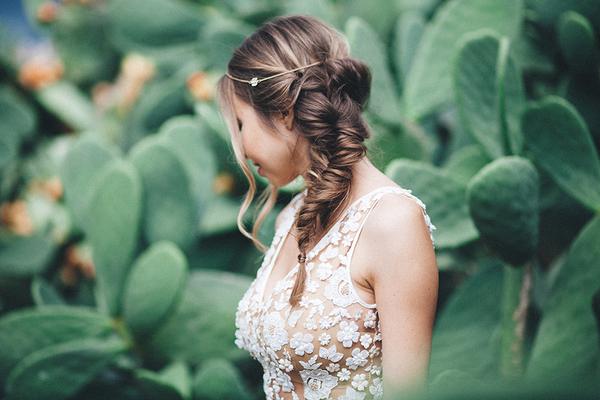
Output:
[226, 60, 322, 87]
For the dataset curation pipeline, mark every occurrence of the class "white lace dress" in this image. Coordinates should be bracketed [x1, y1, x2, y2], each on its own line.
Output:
[234, 186, 436, 399]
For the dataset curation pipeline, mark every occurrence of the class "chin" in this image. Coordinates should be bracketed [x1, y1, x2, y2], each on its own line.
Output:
[276, 174, 299, 188]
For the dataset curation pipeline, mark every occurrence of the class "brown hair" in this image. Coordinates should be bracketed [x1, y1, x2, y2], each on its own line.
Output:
[215, 14, 372, 306]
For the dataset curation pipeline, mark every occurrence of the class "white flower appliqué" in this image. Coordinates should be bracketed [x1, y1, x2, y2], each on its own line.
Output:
[290, 332, 314, 356]
[369, 377, 384, 399]
[299, 354, 322, 370]
[337, 368, 351, 382]
[346, 348, 369, 370]
[337, 320, 360, 348]
[319, 344, 343, 362]
[316, 262, 333, 280]
[360, 333, 373, 349]
[352, 373, 369, 391]
[318, 332, 331, 346]
[263, 311, 288, 351]
[299, 368, 339, 400]
[324, 268, 357, 307]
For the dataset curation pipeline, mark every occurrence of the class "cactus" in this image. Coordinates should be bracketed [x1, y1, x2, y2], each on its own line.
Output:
[5, 335, 128, 400]
[122, 241, 188, 339]
[1, 0, 600, 397]
[0, 305, 113, 385]
[143, 269, 252, 365]
[521, 96, 600, 212]
[526, 215, 600, 382]
[403, 0, 524, 121]
[192, 358, 250, 400]
[82, 159, 142, 317]
[346, 16, 403, 124]
[134, 360, 192, 400]
[129, 136, 198, 251]
[467, 156, 539, 266]
[453, 30, 525, 159]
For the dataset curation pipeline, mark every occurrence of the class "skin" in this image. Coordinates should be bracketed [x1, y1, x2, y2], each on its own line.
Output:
[233, 95, 439, 397]
[232, 95, 311, 188]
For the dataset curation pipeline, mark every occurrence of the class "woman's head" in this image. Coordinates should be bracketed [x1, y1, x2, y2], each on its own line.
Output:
[216, 14, 372, 306]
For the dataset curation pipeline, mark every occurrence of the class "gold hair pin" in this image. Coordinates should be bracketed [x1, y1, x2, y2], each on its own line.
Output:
[226, 60, 322, 87]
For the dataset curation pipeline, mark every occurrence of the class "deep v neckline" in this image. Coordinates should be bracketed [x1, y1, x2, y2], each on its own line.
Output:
[257, 185, 402, 305]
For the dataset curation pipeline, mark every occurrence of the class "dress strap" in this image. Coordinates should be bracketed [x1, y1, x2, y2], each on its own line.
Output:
[342, 187, 436, 266]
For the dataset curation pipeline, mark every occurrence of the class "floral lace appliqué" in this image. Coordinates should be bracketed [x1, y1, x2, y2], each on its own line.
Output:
[233, 186, 437, 399]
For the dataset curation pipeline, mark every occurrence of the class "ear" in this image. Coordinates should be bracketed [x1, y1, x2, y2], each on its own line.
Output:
[281, 108, 294, 131]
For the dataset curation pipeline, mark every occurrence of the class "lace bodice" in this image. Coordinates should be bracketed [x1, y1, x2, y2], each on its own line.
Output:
[234, 186, 436, 400]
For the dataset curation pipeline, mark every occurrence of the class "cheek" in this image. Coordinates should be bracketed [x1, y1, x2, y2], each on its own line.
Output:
[241, 131, 263, 162]
[263, 141, 296, 173]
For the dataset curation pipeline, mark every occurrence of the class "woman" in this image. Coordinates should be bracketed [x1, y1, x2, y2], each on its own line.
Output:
[216, 14, 439, 400]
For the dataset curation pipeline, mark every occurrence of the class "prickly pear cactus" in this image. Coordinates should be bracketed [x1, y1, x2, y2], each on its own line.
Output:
[1, 0, 600, 398]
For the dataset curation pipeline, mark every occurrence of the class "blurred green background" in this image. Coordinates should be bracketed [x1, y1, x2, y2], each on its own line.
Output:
[0, 0, 599, 399]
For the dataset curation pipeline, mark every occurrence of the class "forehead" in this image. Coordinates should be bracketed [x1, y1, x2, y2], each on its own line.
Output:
[231, 94, 245, 116]
[232, 93, 256, 118]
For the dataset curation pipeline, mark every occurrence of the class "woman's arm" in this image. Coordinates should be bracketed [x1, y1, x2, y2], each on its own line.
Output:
[366, 195, 439, 398]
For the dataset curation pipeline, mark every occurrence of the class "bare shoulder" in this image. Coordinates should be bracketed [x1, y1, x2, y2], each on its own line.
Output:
[361, 190, 438, 286]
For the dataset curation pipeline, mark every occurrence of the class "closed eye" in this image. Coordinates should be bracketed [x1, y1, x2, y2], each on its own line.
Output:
[237, 118, 243, 130]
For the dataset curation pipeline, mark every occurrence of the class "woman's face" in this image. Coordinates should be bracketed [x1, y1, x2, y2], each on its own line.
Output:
[232, 95, 310, 187]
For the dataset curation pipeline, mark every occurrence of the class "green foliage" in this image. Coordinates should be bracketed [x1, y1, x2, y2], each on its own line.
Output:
[51, 3, 117, 84]
[347, 16, 403, 124]
[134, 360, 192, 400]
[5, 336, 127, 400]
[122, 241, 189, 338]
[453, 29, 525, 159]
[144, 270, 252, 364]
[442, 145, 491, 184]
[428, 261, 503, 379]
[129, 136, 198, 250]
[526, 214, 600, 381]
[0, 85, 36, 170]
[393, 11, 425, 90]
[467, 156, 539, 266]
[106, 0, 205, 49]
[1, 0, 600, 397]
[60, 137, 118, 227]
[34, 81, 98, 131]
[0, 232, 56, 277]
[557, 11, 599, 77]
[522, 96, 600, 211]
[83, 159, 142, 316]
[192, 358, 250, 400]
[159, 116, 216, 211]
[0, 305, 113, 386]
[403, 0, 523, 120]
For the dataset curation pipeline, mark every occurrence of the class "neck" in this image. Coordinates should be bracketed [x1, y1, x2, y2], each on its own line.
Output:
[301, 155, 381, 201]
